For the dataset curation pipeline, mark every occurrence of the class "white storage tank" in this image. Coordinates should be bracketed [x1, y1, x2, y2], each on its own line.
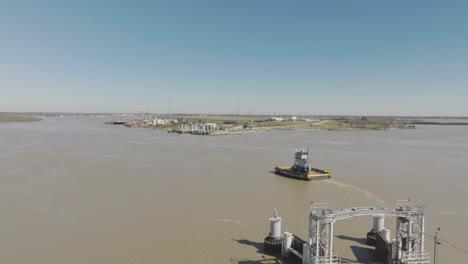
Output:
[282, 232, 294, 256]
[381, 228, 391, 242]
[269, 209, 282, 238]
[373, 215, 385, 232]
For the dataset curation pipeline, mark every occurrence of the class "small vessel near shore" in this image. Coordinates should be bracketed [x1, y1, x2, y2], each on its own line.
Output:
[105, 120, 128, 125]
[275, 148, 330, 181]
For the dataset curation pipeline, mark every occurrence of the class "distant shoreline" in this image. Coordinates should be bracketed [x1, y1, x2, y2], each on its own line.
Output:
[108, 116, 420, 136]
[0, 113, 42, 123]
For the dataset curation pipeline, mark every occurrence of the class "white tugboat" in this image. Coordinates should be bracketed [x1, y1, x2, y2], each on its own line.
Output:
[274, 148, 331, 181]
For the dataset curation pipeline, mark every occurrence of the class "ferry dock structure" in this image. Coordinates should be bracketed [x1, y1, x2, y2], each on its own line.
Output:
[264, 199, 430, 264]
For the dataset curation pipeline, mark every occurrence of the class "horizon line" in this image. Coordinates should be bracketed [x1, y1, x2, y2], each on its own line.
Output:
[2, 111, 468, 119]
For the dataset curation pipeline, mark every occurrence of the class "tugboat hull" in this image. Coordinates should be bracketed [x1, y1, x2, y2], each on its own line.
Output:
[274, 166, 331, 181]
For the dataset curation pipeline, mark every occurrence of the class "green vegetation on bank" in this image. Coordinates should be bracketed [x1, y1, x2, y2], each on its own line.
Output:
[253, 120, 303, 127]
[0, 113, 42, 123]
[151, 123, 176, 130]
[310, 117, 393, 130]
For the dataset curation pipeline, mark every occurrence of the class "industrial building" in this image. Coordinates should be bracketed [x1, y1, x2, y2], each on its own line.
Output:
[171, 122, 218, 135]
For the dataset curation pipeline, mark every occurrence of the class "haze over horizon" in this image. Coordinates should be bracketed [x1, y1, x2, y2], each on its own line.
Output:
[1, 1, 467, 116]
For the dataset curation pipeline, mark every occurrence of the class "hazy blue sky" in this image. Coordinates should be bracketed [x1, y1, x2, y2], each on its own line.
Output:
[1, 1, 467, 115]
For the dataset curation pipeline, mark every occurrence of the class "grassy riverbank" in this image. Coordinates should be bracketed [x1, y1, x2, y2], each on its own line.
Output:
[255, 116, 413, 131]
[0, 113, 42, 123]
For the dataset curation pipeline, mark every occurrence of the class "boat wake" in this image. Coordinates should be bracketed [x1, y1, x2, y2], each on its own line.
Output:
[207, 218, 241, 224]
[326, 179, 386, 206]
[36, 208, 71, 214]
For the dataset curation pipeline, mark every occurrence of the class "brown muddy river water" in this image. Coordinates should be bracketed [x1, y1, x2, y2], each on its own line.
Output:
[1, 117, 467, 263]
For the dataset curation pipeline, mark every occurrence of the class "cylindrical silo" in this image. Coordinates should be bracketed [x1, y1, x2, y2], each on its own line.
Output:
[269, 215, 282, 238]
[373, 215, 384, 232]
[264, 209, 283, 253]
[381, 228, 391, 242]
